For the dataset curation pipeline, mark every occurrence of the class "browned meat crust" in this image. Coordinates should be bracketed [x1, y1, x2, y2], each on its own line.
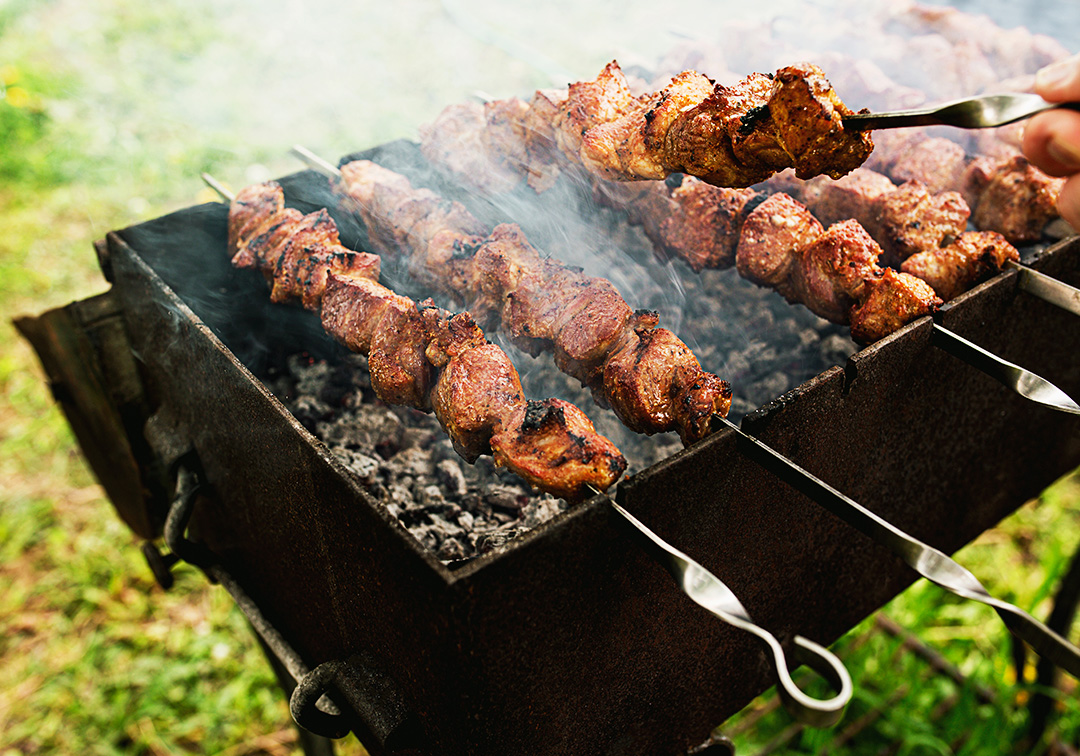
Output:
[335, 160, 732, 444]
[574, 61, 873, 186]
[227, 182, 626, 500]
[901, 230, 1019, 301]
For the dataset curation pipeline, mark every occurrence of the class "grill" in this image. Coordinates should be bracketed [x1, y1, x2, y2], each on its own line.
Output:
[14, 3, 1080, 754]
[19, 153, 1080, 755]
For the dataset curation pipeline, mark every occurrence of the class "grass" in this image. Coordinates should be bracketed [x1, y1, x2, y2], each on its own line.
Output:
[1, 0, 1079, 754]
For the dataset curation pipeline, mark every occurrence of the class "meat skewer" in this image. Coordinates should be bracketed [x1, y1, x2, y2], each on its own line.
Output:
[422, 88, 1018, 326]
[425, 80, 1080, 335]
[210, 177, 858, 725]
[291, 146, 733, 447]
[202, 173, 627, 502]
[560, 61, 875, 187]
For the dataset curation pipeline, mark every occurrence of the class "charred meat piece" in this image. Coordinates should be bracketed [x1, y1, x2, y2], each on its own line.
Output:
[869, 180, 969, 267]
[849, 269, 942, 344]
[792, 219, 883, 323]
[962, 155, 1065, 244]
[228, 182, 627, 500]
[736, 192, 822, 301]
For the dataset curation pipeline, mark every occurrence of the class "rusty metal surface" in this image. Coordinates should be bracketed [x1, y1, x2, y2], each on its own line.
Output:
[14, 293, 163, 539]
[98, 193, 1080, 756]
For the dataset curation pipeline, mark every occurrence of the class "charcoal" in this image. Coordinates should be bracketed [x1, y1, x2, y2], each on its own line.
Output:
[436, 459, 468, 498]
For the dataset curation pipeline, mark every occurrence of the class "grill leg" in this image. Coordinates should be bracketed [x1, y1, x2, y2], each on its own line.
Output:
[1025, 542, 1080, 748]
[253, 629, 337, 756]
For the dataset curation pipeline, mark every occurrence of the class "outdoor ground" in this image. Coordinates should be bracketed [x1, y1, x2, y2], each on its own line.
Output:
[2, 1, 1079, 754]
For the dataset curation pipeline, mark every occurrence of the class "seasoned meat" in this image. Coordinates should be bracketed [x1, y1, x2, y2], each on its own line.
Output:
[901, 231, 1019, 301]
[849, 269, 941, 344]
[335, 160, 732, 444]
[870, 180, 970, 266]
[792, 219, 883, 323]
[962, 155, 1064, 244]
[227, 182, 627, 500]
[577, 61, 873, 186]
[736, 193, 822, 300]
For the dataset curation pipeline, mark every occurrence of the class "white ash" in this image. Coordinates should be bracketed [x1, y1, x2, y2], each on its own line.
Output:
[263, 353, 572, 563]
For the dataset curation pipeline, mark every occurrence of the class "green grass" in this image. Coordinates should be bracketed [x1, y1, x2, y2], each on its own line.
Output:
[2, 0, 1080, 754]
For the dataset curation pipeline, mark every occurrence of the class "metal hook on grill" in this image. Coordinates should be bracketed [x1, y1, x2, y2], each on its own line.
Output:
[591, 488, 852, 727]
[714, 414, 1080, 682]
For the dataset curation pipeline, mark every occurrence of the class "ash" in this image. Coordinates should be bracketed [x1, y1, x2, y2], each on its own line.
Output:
[264, 353, 573, 563]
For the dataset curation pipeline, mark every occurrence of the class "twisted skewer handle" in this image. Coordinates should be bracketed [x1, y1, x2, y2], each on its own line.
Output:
[608, 497, 852, 727]
[715, 414, 1080, 680]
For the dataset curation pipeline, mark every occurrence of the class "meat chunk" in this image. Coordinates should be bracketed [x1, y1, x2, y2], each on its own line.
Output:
[849, 269, 941, 344]
[870, 180, 970, 266]
[736, 193, 822, 300]
[901, 231, 1019, 301]
[962, 156, 1064, 244]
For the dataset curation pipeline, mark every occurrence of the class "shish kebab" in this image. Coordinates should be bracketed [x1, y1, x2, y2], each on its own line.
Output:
[422, 64, 1017, 331]
[279, 147, 1080, 680]
[419, 72, 1080, 413]
[203, 172, 856, 729]
[201, 173, 626, 502]
[291, 146, 733, 446]
[425, 59, 1077, 312]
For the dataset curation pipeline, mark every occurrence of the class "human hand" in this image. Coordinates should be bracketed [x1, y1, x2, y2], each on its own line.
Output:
[1022, 52, 1080, 230]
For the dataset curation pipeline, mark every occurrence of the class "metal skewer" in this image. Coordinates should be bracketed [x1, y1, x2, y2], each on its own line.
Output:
[208, 166, 849, 725]
[293, 144, 343, 179]
[1007, 259, 1080, 319]
[842, 93, 1080, 131]
[201, 172, 235, 202]
[598, 489, 852, 727]
[931, 323, 1080, 415]
[714, 414, 1080, 682]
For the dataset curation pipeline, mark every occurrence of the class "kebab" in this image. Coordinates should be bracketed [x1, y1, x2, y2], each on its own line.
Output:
[424, 102, 942, 342]
[764, 168, 1021, 301]
[293, 147, 733, 446]
[424, 60, 875, 190]
[420, 65, 1024, 316]
[207, 175, 627, 501]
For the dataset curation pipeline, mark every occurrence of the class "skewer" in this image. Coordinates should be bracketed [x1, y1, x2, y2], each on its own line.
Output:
[710, 413, 1080, 682]
[1008, 259, 1080, 319]
[207, 166, 849, 725]
[590, 485, 852, 728]
[931, 324, 1080, 414]
[290, 146, 1080, 417]
[201, 172, 235, 202]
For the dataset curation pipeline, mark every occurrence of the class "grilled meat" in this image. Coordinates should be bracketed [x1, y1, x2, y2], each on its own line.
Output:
[734, 194, 941, 342]
[901, 230, 1019, 301]
[227, 181, 626, 500]
[334, 160, 732, 444]
[571, 61, 873, 186]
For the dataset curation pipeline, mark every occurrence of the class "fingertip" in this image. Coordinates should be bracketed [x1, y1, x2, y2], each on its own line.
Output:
[1058, 175, 1080, 232]
[1035, 53, 1080, 100]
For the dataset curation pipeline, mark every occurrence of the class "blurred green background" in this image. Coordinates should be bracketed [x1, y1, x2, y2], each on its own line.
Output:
[2, 0, 1079, 754]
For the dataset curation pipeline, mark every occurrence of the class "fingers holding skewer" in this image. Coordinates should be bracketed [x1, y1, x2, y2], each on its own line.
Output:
[1024, 53, 1080, 230]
